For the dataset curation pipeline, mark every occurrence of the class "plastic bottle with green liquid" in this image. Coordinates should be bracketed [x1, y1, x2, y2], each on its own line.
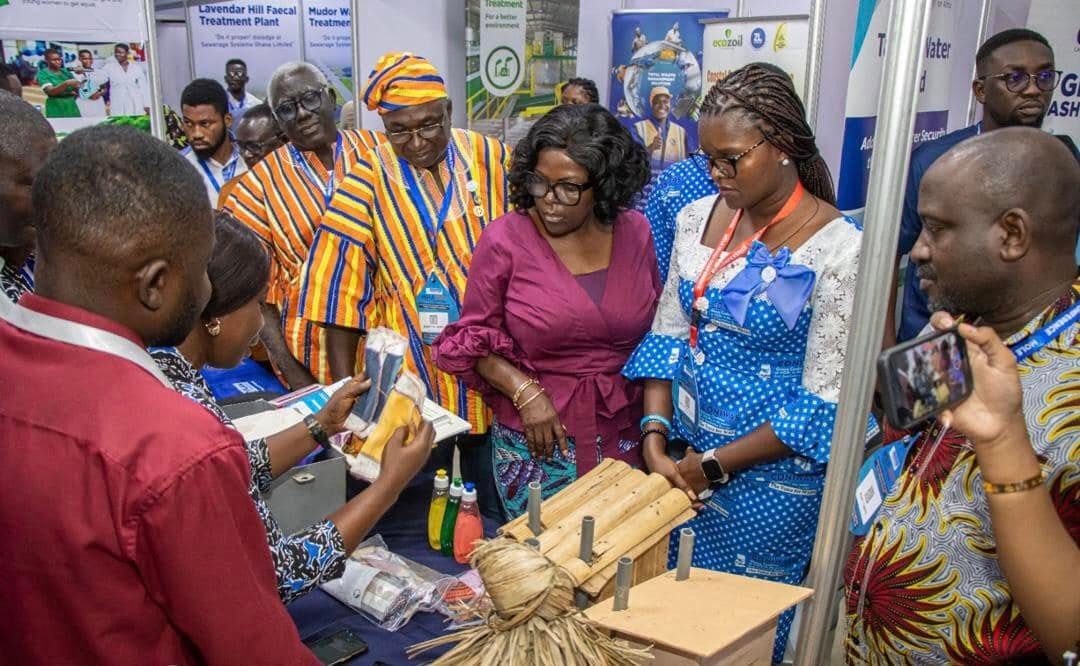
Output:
[427, 469, 450, 551]
[439, 478, 464, 556]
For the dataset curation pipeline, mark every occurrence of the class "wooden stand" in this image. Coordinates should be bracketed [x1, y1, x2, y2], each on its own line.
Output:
[587, 568, 813, 665]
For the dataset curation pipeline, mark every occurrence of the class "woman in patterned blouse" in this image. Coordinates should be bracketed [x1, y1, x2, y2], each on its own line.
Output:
[152, 212, 432, 603]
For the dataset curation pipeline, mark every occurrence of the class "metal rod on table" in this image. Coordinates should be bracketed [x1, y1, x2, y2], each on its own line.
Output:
[675, 527, 694, 581]
[802, 0, 827, 131]
[349, 0, 363, 129]
[524, 537, 540, 550]
[140, 0, 165, 140]
[578, 516, 595, 561]
[612, 556, 633, 612]
[527, 481, 542, 535]
[794, 1, 933, 664]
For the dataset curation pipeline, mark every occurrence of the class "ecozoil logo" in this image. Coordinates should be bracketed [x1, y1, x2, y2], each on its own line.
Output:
[712, 28, 743, 49]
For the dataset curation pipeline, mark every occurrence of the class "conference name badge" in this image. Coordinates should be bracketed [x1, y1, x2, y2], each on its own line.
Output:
[675, 345, 701, 434]
[416, 272, 460, 344]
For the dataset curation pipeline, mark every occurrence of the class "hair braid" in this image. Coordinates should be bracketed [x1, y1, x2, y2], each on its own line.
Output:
[701, 64, 836, 205]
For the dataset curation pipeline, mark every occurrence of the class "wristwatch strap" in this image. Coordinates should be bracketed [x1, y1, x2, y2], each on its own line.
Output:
[303, 414, 331, 448]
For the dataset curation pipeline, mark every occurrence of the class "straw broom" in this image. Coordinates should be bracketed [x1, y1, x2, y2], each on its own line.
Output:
[407, 539, 652, 665]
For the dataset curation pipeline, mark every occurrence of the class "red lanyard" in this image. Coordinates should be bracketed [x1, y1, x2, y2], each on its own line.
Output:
[689, 181, 806, 348]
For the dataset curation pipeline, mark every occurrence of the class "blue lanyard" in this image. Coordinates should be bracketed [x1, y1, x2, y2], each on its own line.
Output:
[289, 133, 342, 206]
[399, 139, 471, 239]
[229, 95, 246, 114]
[197, 147, 240, 193]
[1009, 298, 1080, 362]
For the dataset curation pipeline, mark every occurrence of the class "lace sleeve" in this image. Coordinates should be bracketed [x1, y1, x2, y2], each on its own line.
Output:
[803, 222, 861, 401]
[652, 196, 711, 337]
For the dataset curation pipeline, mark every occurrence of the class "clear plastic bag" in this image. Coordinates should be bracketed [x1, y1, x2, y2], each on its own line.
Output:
[320, 535, 449, 632]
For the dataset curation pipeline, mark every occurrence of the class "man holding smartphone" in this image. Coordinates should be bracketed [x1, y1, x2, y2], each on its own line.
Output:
[844, 128, 1080, 662]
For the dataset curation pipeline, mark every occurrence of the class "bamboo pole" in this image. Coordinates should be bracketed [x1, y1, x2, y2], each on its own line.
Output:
[580, 507, 695, 596]
[563, 489, 691, 585]
[543, 473, 669, 566]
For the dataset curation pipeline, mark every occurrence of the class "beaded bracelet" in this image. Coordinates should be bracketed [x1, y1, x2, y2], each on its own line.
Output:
[639, 426, 669, 446]
[982, 472, 1043, 495]
[640, 414, 672, 433]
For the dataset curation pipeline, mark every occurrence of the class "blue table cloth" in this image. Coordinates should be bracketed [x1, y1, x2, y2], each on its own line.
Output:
[287, 468, 499, 665]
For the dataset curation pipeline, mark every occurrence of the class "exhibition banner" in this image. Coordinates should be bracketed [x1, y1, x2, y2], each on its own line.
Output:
[478, 0, 526, 97]
[610, 9, 729, 173]
[1027, 0, 1080, 142]
[302, 0, 353, 100]
[188, 1, 302, 99]
[836, 0, 963, 213]
[701, 16, 810, 100]
[466, 0, 580, 145]
[0, 0, 143, 42]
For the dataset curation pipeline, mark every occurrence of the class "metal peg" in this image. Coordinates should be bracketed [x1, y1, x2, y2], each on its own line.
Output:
[578, 516, 595, 561]
[524, 537, 540, 550]
[613, 556, 633, 611]
[675, 527, 695, 581]
[527, 481, 542, 535]
[574, 589, 590, 610]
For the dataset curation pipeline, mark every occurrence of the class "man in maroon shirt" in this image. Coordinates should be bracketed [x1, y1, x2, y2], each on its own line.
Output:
[0, 125, 318, 664]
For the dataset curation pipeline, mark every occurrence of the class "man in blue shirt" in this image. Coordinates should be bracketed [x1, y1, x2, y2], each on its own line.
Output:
[893, 28, 1073, 342]
[643, 152, 717, 283]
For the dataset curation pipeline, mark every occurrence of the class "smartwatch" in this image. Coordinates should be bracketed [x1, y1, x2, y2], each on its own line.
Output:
[303, 414, 331, 448]
[700, 448, 729, 485]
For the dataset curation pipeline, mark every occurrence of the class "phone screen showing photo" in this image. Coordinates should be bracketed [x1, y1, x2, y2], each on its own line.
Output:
[881, 329, 972, 430]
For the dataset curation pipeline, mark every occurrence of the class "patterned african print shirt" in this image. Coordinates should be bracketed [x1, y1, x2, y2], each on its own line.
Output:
[221, 128, 385, 384]
[0, 255, 34, 304]
[298, 128, 510, 433]
[150, 347, 347, 604]
[844, 279, 1080, 664]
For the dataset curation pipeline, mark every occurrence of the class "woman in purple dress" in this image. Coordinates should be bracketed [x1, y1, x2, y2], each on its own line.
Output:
[433, 103, 656, 518]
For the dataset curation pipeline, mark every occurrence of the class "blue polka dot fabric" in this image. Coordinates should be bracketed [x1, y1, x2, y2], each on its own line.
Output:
[643, 154, 718, 284]
[624, 197, 874, 663]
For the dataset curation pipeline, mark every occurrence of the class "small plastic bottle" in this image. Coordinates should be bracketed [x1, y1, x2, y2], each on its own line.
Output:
[453, 482, 483, 564]
[427, 469, 450, 551]
[439, 478, 464, 557]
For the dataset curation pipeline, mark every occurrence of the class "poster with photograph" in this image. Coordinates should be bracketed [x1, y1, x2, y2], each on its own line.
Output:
[609, 9, 729, 175]
[1, 38, 152, 135]
[466, 0, 580, 146]
[188, 1, 301, 100]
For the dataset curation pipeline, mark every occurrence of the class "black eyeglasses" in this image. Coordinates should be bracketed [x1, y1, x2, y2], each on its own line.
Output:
[697, 136, 768, 179]
[273, 88, 325, 123]
[386, 119, 447, 145]
[980, 69, 1061, 93]
[236, 135, 285, 155]
[524, 172, 593, 206]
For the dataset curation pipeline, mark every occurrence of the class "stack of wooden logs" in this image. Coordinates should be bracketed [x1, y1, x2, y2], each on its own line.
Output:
[498, 459, 696, 601]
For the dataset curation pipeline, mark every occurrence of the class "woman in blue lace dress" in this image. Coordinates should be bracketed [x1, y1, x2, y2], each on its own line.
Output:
[152, 213, 432, 603]
[623, 64, 871, 662]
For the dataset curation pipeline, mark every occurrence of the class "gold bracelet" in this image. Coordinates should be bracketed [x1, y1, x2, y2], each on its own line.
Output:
[516, 386, 546, 411]
[509, 379, 535, 405]
[982, 472, 1044, 495]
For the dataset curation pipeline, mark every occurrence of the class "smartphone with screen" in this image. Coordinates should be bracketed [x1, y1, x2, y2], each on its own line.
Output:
[304, 627, 369, 665]
[877, 327, 973, 431]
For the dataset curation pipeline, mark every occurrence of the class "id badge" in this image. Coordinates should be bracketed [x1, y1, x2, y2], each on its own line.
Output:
[849, 436, 914, 535]
[674, 345, 701, 434]
[416, 272, 460, 344]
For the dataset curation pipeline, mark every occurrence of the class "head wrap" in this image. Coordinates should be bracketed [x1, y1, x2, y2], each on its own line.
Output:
[649, 86, 672, 106]
[363, 52, 448, 115]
